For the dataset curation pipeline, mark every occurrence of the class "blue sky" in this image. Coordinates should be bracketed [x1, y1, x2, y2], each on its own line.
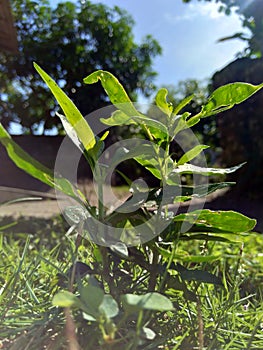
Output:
[11, 0, 249, 134]
[50, 0, 247, 88]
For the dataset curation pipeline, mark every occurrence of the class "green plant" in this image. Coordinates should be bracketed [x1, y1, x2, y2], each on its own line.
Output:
[0, 64, 262, 349]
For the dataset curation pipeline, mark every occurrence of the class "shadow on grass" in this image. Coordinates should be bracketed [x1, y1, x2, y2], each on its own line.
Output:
[0, 215, 68, 235]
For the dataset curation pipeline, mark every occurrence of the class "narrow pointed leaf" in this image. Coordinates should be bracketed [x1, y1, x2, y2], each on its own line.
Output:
[84, 70, 139, 116]
[170, 162, 245, 176]
[173, 94, 194, 115]
[101, 110, 136, 126]
[158, 247, 220, 261]
[34, 63, 95, 151]
[0, 124, 82, 201]
[56, 112, 83, 152]
[174, 209, 256, 232]
[175, 264, 223, 285]
[177, 145, 209, 165]
[180, 233, 236, 243]
[201, 82, 263, 117]
[110, 242, 129, 258]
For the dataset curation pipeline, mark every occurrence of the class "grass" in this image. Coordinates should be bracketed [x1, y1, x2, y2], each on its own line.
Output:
[0, 214, 263, 349]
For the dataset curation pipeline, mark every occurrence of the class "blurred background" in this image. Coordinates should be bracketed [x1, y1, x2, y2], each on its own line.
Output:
[0, 0, 262, 227]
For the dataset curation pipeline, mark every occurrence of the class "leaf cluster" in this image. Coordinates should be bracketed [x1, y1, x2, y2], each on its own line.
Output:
[0, 64, 262, 348]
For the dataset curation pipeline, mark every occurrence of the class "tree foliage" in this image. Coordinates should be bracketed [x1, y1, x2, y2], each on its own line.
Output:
[0, 0, 161, 134]
[182, 0, 263, 58]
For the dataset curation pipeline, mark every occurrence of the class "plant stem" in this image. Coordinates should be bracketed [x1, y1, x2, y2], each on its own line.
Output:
[64, 307, 80, 350]
[197, 295, 204, 350]
[64, 232, 82, 350]
[148, 243, 160, 291]
[158, 241, 177, 293]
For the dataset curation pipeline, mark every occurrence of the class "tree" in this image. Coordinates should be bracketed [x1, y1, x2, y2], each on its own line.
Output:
[0, 0, 161, 134]
[183, 0, 263, 197]
[182, 0, 263, 58]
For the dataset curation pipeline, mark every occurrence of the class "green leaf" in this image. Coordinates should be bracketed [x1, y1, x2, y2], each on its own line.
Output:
[131, 115, 169, 140]
[149, 182, 234, 204]
[177, 145, 209, 165]
[99, 295, 119, 319]
[82, 312, 96, 322]
[85, 71, 170, 141]
[56, 112, 83, 152]
[200, 82, 263, 117]
[101, 110, 136, 126]
[134, 153, 163, 180]
[52, 291, 80, 308]
[101, 111, 169, 141]
[110, 242, 129, 258]
[82, 293, 119, 321]
[157, 247, 220, 262]
[79, 284, 104, 318]
[155, 88, 173, 116]
[134, 144, 175, 181]
[34, 63, 95, 151]
[173, 95, 194, 115]
[174, 254, 220, 263]
[171, 112, 191, 137]
[170, 162, 245, 176]
[180, 233, 234, 243]
[174, 209, 256, 232]
[188, 182, 235, 197]
[121, 292, 174, 313]
[166, 275, 197, 301]
[186, 114, 201, 128]
[0, 124, 82, 201]
[107, 143, 168, 181]
[84, 70, 139, 117]
[108, 144, 155, 169]
[175, 264, 223, 285]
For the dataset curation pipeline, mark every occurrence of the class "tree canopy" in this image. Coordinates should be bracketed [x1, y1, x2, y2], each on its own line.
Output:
[0, 0, 161, 134]
[182, 0, 263, 58]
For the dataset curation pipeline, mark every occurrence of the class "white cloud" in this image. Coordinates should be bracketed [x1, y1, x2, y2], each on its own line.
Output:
[165, 2, 225, 23]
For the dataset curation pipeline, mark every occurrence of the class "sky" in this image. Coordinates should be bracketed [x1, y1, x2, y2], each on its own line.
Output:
[11, 0, 249, 134]
[50, 0, 248, 89]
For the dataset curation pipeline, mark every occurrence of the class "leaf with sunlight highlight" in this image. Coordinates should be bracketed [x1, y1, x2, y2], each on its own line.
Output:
[34, 63, 95, 152]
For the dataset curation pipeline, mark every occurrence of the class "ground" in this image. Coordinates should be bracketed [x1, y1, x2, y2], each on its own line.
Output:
[1, 183, 262, 232]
